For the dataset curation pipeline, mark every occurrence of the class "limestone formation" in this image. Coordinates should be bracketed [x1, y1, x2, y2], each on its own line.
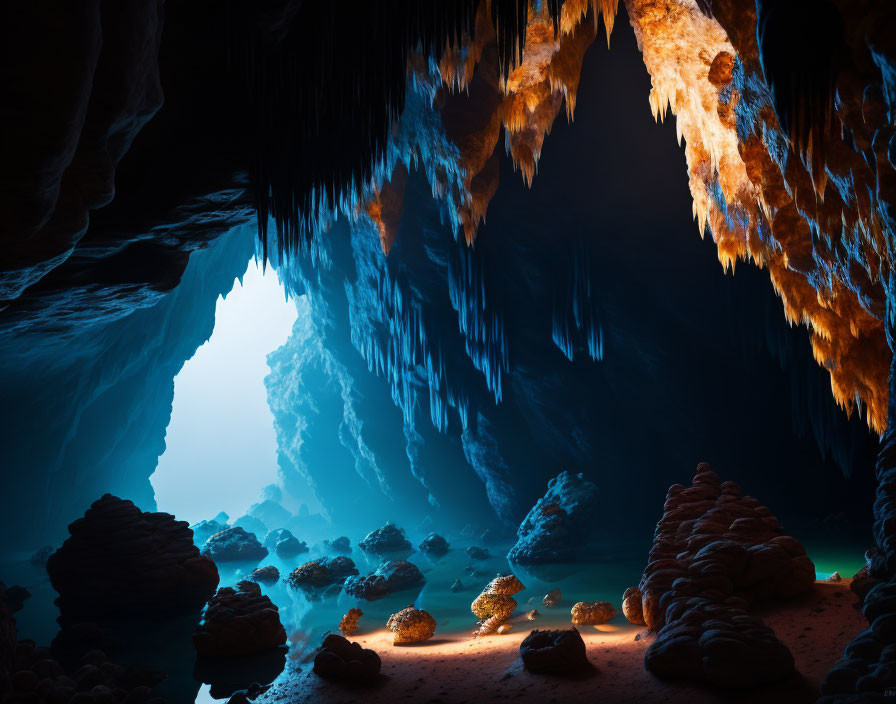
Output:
[201, 527, 268, 563]
[570, 601, 616, 626]
[623, 463, 815, 688]
[472, 574, 525, 636]
[520, 628, 589, 675]
[287, 557, 359, 592]
[339, 608, 363, 636]
[263, 529, 308, 559]
[419, 532, 450, 557]
[358, 523, 413, 557]
[387, 606, 436, 644]
[46, 495, 219, 616]
[193, 581, 287, 658]
[313, 634, 381, 685]
[508, 472, 599, 564]
[250, 566, 280, 584]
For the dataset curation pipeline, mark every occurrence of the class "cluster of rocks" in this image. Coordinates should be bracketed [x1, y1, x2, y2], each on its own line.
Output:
[519, 628, 589, 675]
[344, 561, 425, 601]
[287, 557, 359, 594]
[358, 523, 413, 558]
[313, 634, 381, 685]
[507, 471, 599, 564]
[46, 495, 219, 616]
[471, 575, 525, 636]
[201, 527, 268, 563]
[193, 581, 287, 658]
[418, 533, 449, 557]
[262, 529, 308, 559]
[570, 601, 615, 626]
[623, 463, 815, 688]
[387, 607, 436, 644]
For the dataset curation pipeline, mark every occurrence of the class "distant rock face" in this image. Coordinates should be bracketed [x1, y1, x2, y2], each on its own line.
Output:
[507, 471, 599, 565]
[250, 566, 280, 584]
[263, 529, 308, 559]
[387, 607, 436, 644]
[324, 536, 352, 554]
[359, 523, 413, 557]
[233, 515, 268, 540]
[472, 574, 525, 636]
[466, 546, 489, 560]
[625, 463, 815, 688]
[247, 500, 292, 532]
[570, 601, 616, 626]
[520, 628, 589, 674]
[419, 533, 449, 557]
[201, 527, 268, 563]
[313, 634, 381, 684]
[339, 608, 363, 636]
[193, 581, 287, 658]
[190, 519, 228, 545]
[287, 557, 359, 591]
[46, 495, 218, 616]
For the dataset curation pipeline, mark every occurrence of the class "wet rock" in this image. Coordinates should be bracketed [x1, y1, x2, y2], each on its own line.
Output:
[249, 566, 280, 585]
[232, 515, 268, 540]
[622, 587, 645, 626]
[262, 529, 308, 559]
[287, 557, 359, 591]
[387, 606, 436, 644]
[520, 628, 589, 674]
[46, 495, 219, 616]
[339, 608, 363, 636]
[508, 472, 599, 565]
[570, 601, 616, 625]
[450, 580, 464, 593]
[201, 527, 268, 563]
[343, 575, 390, 601]
[376, 560, 426, 592]
[542, 589, 562, 608]
[472, 574, 525, 636]
[466, 546, 489, 560]
[324, 536, 352, 554]
[312, 634, 381, 685]
[419, 533, 449, 557]
[625, 463, 813, 688]
[190, 520, 229, 546]
[193, 581, 286, 658]
[526, 609, 539, 620]
[358, 523, 413, 558]
[29, 546, 53, 567]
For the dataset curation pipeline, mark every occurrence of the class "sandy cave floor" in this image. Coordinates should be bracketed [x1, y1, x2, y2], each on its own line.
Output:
[254, 579, 865, 704]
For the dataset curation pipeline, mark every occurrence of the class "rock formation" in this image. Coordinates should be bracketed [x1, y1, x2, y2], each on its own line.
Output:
[263, 529, 308, 559]
[387, 606, 437, 644]
[324, 536, 352, 554]
[190, 520, 228, 546]
[466, 546, 490, 560]
[201, 527, 268, 563]
[472, 574, 525, 636]
[570, 601, 616, 626]
[232, 515, 268, 541]
[344, 575, 391, 602]
[287, 557, 359, 592]
[419, 533, 450, 557]
[46, 495, 219, 616]
[312, 634, 381, 685]
[250, 566, 280, 585]
[508, 471, 599, 564]
[339, 608, 363, 637]
[246, 500, 291, 532]
[542, 589, 562, 608]
[358, 523, 413, 557]
[623, 462, 815, 688]
[519, 628, 589, 675]
[193, 582, 287, 658]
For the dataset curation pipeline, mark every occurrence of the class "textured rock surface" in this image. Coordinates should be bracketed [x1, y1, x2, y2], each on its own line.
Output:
[190, 520, 228, 546]
[508, 471, 599, 564]
[375, 561, 426, 592]
[472, 574, 525, 636]
[201, 527, 268, 563]
[247, 501, 291, 533]
[387, 607, 437, 644]
[287, 557, 359, 592]
[359, 524, 413, 557]
[46, 495, 219, 616]
[519, 628, 589, 675]
[263, 529, 308, 559]
[624, 462, 815, 688]
[324, 536, 352, 554]
[232, 516, 268, 542]
[419, 533, 449, 557]
[193, 582, 286, 658]
[250, 566, 280, 585]
[570, 601, 616, 626]
[344, 575, 391, 602]
[339, 609, 363, 637]
[312, 634, 381, 685]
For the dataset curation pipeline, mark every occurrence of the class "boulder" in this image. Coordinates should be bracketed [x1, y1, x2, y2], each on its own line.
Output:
[387, 606, 436, 644]
[287, 557, 359, 591]
[520, 628, 589, 674]
[466, 546, 489, 560]
[313, 634, 381, 684]
[508, 471, 599, 565]
[344, 575, 390, 601]
[358, 523, 413, 557]
[201, 527, 268, 563]
[621, 587, 645, 626]
[46, 495, 219, 616]
[339, 608, 363, 636]
[324, 536, 352, 554]
[250, 566, 280, 584]
[193, 581, 287, 658]
[376, 560, 426, 592]
[419, 533, 450, 557]
[570, 601, 616, 625]
[263, 529, 308, 559]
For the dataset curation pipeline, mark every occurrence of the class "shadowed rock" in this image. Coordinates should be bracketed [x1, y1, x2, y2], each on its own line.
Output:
[419, 532, 449, 557]
[201, 527, 268, 563]
[520, 628, 589, 675]
[324, 536, 352, 554]
[313, 634, 381, 685]
[250, 566, 280, 584]
[287, 557, 359, 593]
[263, 529, 308, 559]
[359, 523, 413, 558]
[193, 581, 286, 658]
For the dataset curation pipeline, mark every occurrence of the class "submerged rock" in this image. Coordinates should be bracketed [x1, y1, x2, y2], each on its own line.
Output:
[201, 527, 268, 563]
[570, 601, 616, 625]
[313, 634, 381, 684]
[191, 520, 229, 546]
[250, 566, 280, 584]
[287, 557, 359, 591]
[344, 575, 390, 601]
[324, 536, 352, 554]
[520, 628, 589, 674]
[508, 471, 599, 565]
[46, 495, 219, 616]
[339, 608, 363, 636]
[359, 523, 413, 557]
[466, 546, 489, 560]
[194, 581, 287, 658]
[263, 529, 308, 559]
[387, 606, 436, 644]
[419, 532, 450, 557]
